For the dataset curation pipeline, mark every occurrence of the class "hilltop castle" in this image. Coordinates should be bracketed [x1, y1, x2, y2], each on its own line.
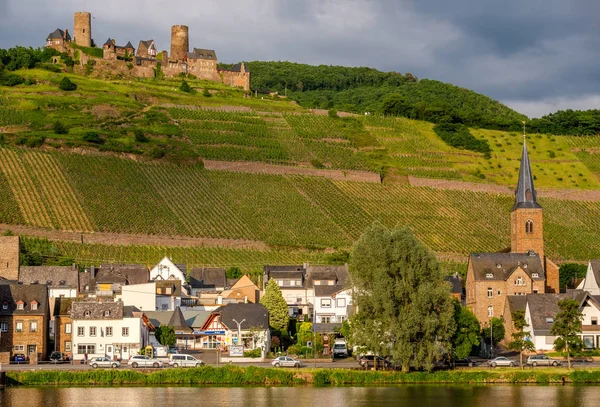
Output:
[46, 12, 250, 91]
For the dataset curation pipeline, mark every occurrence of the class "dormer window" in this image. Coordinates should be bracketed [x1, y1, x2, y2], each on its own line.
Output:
[523, 264, 528, 269]
[16, 301, 24, 310]
[2, 301, 8, 310]
[546, 317, 554, 324]
[104, 311, 110, 317]
[486, 273, 494, 279]
[84, 311, 91, 317]
[31, 301, 38, 311]
[532, 273, 539, 278]
[496, 264, 501, 269]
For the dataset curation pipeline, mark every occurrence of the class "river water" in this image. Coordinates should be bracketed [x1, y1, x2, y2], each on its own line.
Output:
[1, 385, 600, 406]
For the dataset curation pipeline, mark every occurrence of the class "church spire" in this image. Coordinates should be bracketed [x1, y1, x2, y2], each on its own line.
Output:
[512, 137, 541, 211]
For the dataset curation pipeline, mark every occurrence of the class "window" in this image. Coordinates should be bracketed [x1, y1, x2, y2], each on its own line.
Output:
[321, 299, 331, 308]
[515, 277, 524, 286]
[338, 316, 346, 323]
[30, 321, 38, 332]
[0, 322, 7, 332]
[487, 288, 493, 298]
[2, 301, 7, 310]
[106, 326, 113, 336]
[122, 327, 129, 337]
[77, 344, 95, 355]
[77, 326, 84, 336]
[90, 327, 96, 337]
[14, 345, 24, 352]
[525, 220, 534, 234]
[15, 321, 23, 332]
[592, 317, 598, 326]
[31, 302, 38, 311]
[546, 317, 554, 324]
[296, 297, 302, 303]
[104, 311, 110, 317]
[486, 273, 494, 279]
[533, 289, 539, 294]
[487, 306, 493, 318]
[321, 316, 332, 323]
[497, 290, 501, 296]
[532, 273, 539, 278]
[65, 341, 72, 352]
[337, 298, 346, 308]
[65, 324, 72, 334]
[16, 302, 24, 311]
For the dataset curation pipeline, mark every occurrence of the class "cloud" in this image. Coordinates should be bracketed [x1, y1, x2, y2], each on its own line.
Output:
[1, 0, 600, 117]
[506, 95, 600, 118]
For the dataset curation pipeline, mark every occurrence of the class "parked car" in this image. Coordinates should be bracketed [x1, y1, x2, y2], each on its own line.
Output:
[487, 357, 519, 367]
[50, 351, 69, 363]
[453, 358, 478, 367]
[128, 355, 163, 368]
[168, 354, 204, 368]
[526, 354, 561, 367]
[271, 356, 302, 368]
[89, 357, 120, 369]
[13, 354, 28, 363]
[332, 340, 348, 358]
[359, 355, 392, 369]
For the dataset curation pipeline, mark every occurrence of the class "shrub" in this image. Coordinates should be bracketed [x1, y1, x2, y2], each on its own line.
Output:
[1, 73, 25, 86]
[59, 77, 77, 91]
[328, 109, 338, 118]
[202, 88, 211, 97]
[147, 146, 166, 159]
[134, 129, 149, 143]
[25, 136, 45, 148]
[548, 150, 556, 159]
[84, 60, 95, 76]
[180, 80, 192, 93]
[243, 349, 262, 358]
[310, 159, 325, 169]
[82, 131, 103, 144]
[52, 120, 68, 134]
[127, 63, 134, 70]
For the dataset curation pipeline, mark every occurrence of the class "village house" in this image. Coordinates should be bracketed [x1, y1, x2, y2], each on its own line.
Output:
[52, 297, 74, 356]
[46, 28, 71, 52]
[0, 235, 20, 281]
[576, 261, 600, 295]
[220, 275, 261, 304]
[150, 257, 187, 284]
[188, 267, 227, 299]
[466, 139, 560, 326]
[136, 40, 157, 58]
[80, 264, 149, 297]
[19, 265, 79, 298]
[145, 308, 211, 350]
[445, 273, 463, 304]
[71, 301, 152, 361]
[102, 38, 135, 60]
[0, 283, 49, 363]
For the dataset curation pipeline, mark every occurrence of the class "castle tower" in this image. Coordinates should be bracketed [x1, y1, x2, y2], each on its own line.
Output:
[74, 11, 92, 47]
[510, 138, 544, 260]
[170, 25, 189, 61]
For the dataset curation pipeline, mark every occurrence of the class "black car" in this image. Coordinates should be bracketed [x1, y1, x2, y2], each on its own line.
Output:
[358, 355, 392, 369]
[453, 358, 478, 367]
[50, 351, 68, 363]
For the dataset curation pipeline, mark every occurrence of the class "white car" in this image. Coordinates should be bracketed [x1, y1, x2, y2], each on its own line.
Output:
[168, 354, 205, 368]
[271, 356, 302, 368]
[487, 357, 519, 367]
[89, 357, 120, 369]
[128, 355, 163, 368]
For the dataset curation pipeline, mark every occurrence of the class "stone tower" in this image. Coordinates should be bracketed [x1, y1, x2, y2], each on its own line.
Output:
[170, 25, 189, 61]
[74, 11, 92, 47]
[510, 138, 544, 261]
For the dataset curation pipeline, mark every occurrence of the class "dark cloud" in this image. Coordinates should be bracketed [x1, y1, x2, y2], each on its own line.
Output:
[1, 0, 600, 117]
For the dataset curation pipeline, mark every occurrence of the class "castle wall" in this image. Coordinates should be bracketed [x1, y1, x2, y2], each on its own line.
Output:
[74, 12, 92, 47]
[170, 25, 189, 61]
[188, 59, 219, 81]
[221, 70, 250, 91]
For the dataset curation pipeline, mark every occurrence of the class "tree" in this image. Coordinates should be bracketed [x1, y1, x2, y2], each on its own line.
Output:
[480, 317, 505, 353]
[508, 309, 535, 369]
[226, 267, 243, 279]
[559, 263, 587, 290]
[180, 80, 192, 93]
[349, 222, 455, 372]
[450, 300, 480, 360]
[551, 298, 583, 369]
[154, 325, 177, 346]
[52, 120, 68, 135]
[202, 88, 211, 97]
[260, 278, 289, 333]
[58, 77, 77, 91]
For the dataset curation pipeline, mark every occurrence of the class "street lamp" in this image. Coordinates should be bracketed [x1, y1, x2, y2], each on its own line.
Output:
[232, 318, 246, 348]
[490, 318, 493, 359]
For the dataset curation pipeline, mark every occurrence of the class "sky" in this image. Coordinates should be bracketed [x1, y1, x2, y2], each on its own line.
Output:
[1, 0, 599, 118]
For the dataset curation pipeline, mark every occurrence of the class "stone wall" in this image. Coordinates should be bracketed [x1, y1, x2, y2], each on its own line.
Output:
[220, 70, 250, 91]
[0, 236, 19, 280]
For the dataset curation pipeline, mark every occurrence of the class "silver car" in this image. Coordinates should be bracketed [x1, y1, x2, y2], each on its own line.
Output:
[487, 357, 518, 367]
[168, 354, 205, 368]
[527, 354, 561, 367]
[128, 355, 163, 368]
[271, 356, 302, 368]
[89, 357, 120, 369]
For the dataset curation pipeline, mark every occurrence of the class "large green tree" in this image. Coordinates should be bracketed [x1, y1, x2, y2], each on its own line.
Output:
[450, 300, 480, 360]
[551, 298, 583, 369]
[508, 309, 535, 369]
[349, 222, 455, 372]
[260, 278, 289, 333]
[154, 325, 176, 346]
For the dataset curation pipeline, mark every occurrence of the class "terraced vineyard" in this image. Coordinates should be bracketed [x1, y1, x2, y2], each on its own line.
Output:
[0, 147, 598, 262]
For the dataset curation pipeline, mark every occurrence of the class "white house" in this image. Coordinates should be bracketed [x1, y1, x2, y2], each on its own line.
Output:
[576, 261, 600, 295]
[71, 301, 151, 361]
[523, 291, 600, 351]
[314, 287, 352, 324]
[150, 257, 187, 284]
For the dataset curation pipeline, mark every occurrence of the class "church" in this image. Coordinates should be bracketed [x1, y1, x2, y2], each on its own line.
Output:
[465, 138, 560, 325]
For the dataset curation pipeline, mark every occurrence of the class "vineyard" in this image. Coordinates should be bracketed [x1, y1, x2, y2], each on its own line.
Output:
[0, 147, 598, 262]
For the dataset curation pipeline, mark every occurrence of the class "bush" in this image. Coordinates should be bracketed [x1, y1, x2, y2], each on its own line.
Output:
[1, 73, 25, 86]
[127, 63, 134, 70]
[328, 109, 338, 118]
[134, 129, 149, 143]
[310, 159, 325, 169]
[52, 120, 68, 134]
[433, 123, 491, 157]
[82, 131, 103, 144]
[180, 80, 192, 93]
[58, 77, 77, 91]
[243, 349, 262, 358]
[25, 136, 45, 148]
[84, 60, 95, 76]
[147, 146, 166, 159]
[203, 88, 211, 97]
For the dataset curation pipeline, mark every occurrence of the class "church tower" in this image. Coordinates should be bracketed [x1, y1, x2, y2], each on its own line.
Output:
[510, 138, 544, 260]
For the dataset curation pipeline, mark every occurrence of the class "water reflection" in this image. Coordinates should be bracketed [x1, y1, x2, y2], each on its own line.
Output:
[2, 385, 600, 407]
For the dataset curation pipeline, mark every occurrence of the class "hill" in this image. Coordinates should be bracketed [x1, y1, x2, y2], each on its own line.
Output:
[0, 65, 599, 272]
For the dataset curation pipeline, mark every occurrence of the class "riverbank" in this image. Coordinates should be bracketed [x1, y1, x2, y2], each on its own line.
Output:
[6, 366, 600, 387]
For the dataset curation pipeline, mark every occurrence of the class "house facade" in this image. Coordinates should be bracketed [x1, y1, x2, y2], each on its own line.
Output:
[150, 257, 187, 284]
[314, 287, 352, 324]
[53, 297, 73, 356]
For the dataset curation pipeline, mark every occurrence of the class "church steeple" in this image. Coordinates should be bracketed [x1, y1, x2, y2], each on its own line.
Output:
[512, 138, 541, 212]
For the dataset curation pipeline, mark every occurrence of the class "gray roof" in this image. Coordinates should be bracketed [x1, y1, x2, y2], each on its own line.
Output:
[189, 267, 226, 289]
[124, 41, 135, 49]
[264, 265, 305, 274]
[469, 252, 545, 281]
[512, 139, 541, 211]
[507, 295, 527, 314]
[71, 301, 124, 320]
[270, 271, 304, 280]
[139, 40, 154, 48]
[103, 38, 114, 47]
[314, 323, 342, 333]
[168, 307, 192, 333]
[187, 48, 217, 60]
[314, 285, 346, 297]
[96, 264, 149, 285]
[53, 297, 75, 317]
[0, 283, 48, 316]
[182, 310, 212, 328]
[217, 303, 269, 330]
[307, 265, 349, 288]
[47, 29, 70, 41]
[19, 266, 79, 288]
[444, 274, 462, 294]
[591, 261, 600, 287]
[527, 290, 590, 335]
[144, 311, 173, 328]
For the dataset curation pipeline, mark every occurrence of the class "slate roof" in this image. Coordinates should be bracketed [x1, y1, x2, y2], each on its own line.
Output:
[314, 285, 346, 297]
[507, 295, 527, 314]
[0, 283, 48, 316]
[47, 29, 70, 41]
[270, 271, 304, 280]
[144, 311, 173, 328]
[188, 267, 226, 289]
[71, 301, 124, 320]
[103, 38, 114, 47]
[314, 323, 342, 333]
[168, 307, 192, 333]
[187, 48, 217, 60]
[445, 274, 462, 294]
[124, 41, 135, 49]
[469, 252, 545, 281]
[527, 290, 589, 335]
[182, 310, 212, 328]
[307, 265, 349, 288]
[96, 264, 149, 285]
[217, 303, 269, 330]
[590, 261, 600, 287]
[512, 139, 542, 211]
[139, 40, 154, 48]
[19, 266, 79, 288]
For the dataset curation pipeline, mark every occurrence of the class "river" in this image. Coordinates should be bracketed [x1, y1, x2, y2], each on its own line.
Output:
[1, 385, 600, 406]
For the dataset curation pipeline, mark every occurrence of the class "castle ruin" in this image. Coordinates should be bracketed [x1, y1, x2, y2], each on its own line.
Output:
[45, 12, 250, 91]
